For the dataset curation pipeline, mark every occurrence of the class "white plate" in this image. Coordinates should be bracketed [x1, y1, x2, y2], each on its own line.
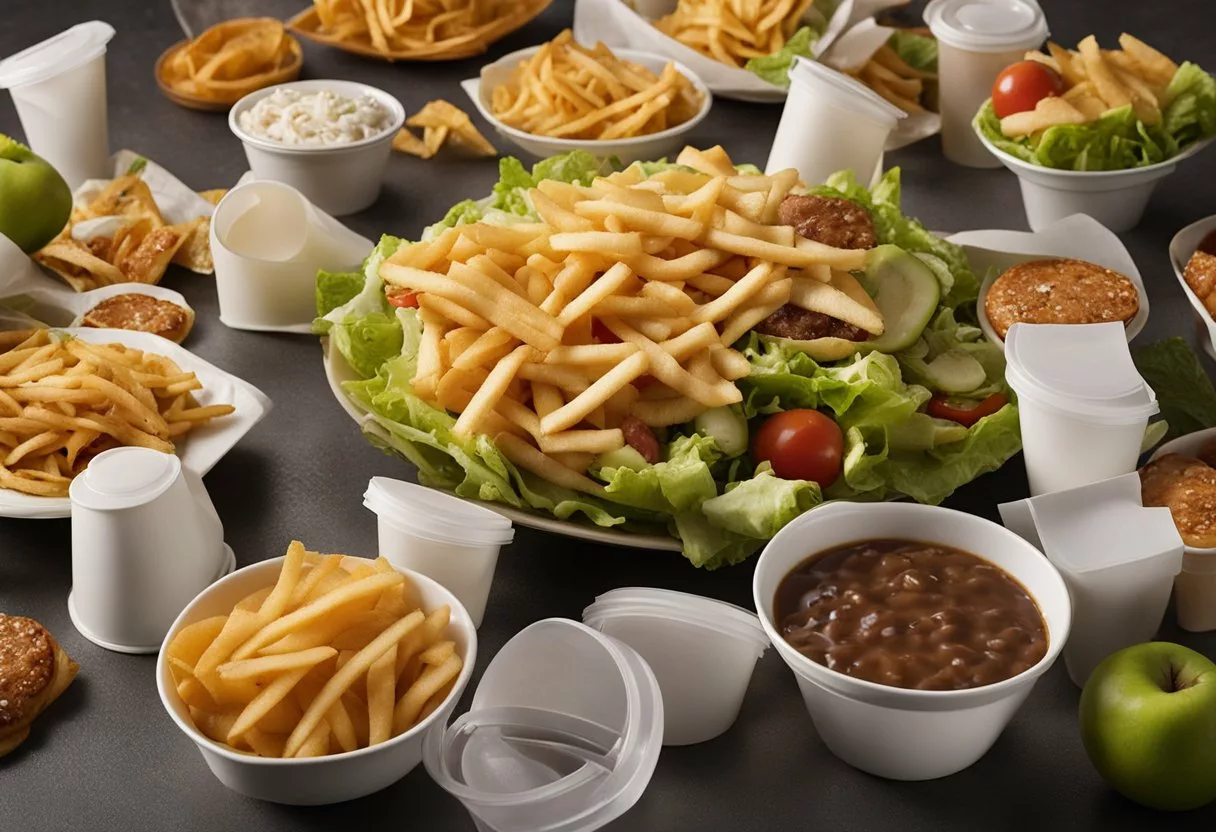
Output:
[1168, 215, 1216, 363]
[320, 337, 682, 551]
[0, 329, 272, 519]
[949, 214, 1150, 350]
[0, 281, 195, 330]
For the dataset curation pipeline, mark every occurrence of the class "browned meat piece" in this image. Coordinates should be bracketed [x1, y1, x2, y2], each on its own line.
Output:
[621, 416, 661, 464]
[755, 304, 869, 342]
[1184, 248, 1216, 319]
[777, 194, 877, 250]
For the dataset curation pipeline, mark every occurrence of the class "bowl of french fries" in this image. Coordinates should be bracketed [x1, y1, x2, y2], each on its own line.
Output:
[462, 32, 710, 163]
[156, 543, 476, 805]
[974, 34, 1216, 232]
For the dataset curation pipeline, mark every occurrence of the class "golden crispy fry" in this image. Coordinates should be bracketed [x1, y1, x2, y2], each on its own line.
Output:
[161, 18, 302, 106]
[655, 0, 812, 68]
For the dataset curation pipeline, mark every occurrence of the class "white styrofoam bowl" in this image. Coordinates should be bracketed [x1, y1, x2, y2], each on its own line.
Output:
[156, 555, 477, 805]
[753, 501, 1072, 781]
[975, 125, 1214, 233]
[1168, 214, 1216, 363]
[228, 80, 405, 217]
[462, 47, 711, 163]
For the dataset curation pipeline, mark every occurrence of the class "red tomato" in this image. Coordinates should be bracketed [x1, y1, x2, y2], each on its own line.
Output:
[752, 409, 843, 487]
[927, 393, 1008, 428]
[386, 289, 420, 308]
[992, 61, 1065, 118]
[591, 319, 620, 343]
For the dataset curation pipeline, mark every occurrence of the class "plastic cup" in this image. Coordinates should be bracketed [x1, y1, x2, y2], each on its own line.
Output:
[210, 179, 372, 333]
[765, 57, 904, 186]
[68, 446, 230, 653]
[0, 22, 115, 188]
[1004, 322, 1159, 497]
[364, 477, 514, 628]
[1020, 474, 1184, 687]
[924, 0, 1048, 168]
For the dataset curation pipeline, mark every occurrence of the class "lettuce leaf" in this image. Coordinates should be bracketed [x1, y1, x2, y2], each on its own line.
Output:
[896, 307, 1007, 397]
[598, 434, 720, 514]
[744, 26, 818, 89]
[888, 30, 937, 72]
[315, 269, 364, 319]
[1163, 61, 1216, 147]
[1133, 337, 1216, 439]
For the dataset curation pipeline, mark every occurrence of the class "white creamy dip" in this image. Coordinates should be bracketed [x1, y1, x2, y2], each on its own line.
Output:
[238, 88, 391, 146]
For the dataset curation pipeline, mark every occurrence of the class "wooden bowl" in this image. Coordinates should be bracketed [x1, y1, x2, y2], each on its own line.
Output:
[155, 34, 304, 112]
[286, 0, 551, 62]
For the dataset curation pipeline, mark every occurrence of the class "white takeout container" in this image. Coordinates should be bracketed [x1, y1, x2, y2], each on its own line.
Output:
[364, 476, 514, 629]
[0, 21, 115, 187]
[1149, 427, 1216, 632]
[0, 274, 195, 336]
[977, 129, 1216, 232]
[1168, 214, 1216, 363]
[462, 47, 712, 164]
[1004, 322, 1159, 497]
[949, 213, 1151, 350]
[229, 80, 405, 217]
[582, 588, 769, 746]
[157, 555, 477, 805]
[924, 0, 1048, 168]
[69, 447, 233, 653]
[766, 57, 904, 187]
[424, 618, 663, 832]
[209, 179, 372, 333]
[999, 473, 1183, 686]
[753, 501, 1071, 781]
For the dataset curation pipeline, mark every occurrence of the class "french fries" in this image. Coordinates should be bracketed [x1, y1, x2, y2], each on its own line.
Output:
[490, 30, 703, 141]
[0, 330, 234, 497]
[850, 38, 938, 115]
[165, 544, 463, 758]
[159, 18, 301, 106]
[655, 0, 812, 69]
[376, 145, 868, 485]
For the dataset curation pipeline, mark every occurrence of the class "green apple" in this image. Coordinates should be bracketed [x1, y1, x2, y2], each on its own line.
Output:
[1080, 642, 1216, 811]
[0, 133, 72, 253]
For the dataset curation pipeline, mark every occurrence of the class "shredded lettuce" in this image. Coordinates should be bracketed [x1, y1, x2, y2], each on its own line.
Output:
[744, 26, 819, 89]
[888, 30, 938, 72]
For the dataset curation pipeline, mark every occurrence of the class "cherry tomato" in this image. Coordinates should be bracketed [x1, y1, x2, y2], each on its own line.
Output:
[752, 409, 843, 486]
[386, 289, 420, 308]
[591, 319, 620, 343]
[927, 393, 1009, 428]
[991, 61, 1065, 118]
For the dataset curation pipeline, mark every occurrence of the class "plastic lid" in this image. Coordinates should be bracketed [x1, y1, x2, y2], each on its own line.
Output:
[583, 604, 770, 656]
[364, 477, 514, 546]
[69, 446, 180, 511]
[594, 588, 766, 637]
[0, 21, 115, 89]
[788, 57, 906, 127]
[924, 0, 1048, 53]
[1004, 323, 1159, 424]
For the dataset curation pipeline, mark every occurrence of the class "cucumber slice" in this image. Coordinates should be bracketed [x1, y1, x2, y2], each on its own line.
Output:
[693, 406, 749, 458]
[860, 245, 942, 354]
[595, 445, 649, 471]
[923, 348, 987, 394]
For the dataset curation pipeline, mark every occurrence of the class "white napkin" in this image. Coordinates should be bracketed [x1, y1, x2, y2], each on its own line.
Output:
[75, 149, 216, 226]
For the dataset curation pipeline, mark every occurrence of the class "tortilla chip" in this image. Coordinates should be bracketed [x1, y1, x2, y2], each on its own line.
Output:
[392, 127, 434, 158]
[198, 189, 227, 205]
[173, 216, 214, 273]
[34, 240, 127, 291]
[423, 126, 449, 158]
[406, 99, 497, 158]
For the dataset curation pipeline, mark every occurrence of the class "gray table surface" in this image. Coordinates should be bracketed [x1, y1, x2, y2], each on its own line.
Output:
[3, 0, 1216, 829]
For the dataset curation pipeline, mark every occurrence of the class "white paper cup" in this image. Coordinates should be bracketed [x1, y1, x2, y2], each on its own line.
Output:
[210, 179, 371, 332]
[0, 21, 115, 188]
[229, 80, 405, 217]
[157, 556, 477, 805]
[68, 446, 229, 653]
[753, 501, 1071, 781]
[364, 477, 514, 629]
[925, 0, 1048, 168]
[765, 57, 904, 186]
[1005, 323, 1159, 496]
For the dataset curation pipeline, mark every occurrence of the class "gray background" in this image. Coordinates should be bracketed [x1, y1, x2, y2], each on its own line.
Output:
[3, 0, 1216, 829]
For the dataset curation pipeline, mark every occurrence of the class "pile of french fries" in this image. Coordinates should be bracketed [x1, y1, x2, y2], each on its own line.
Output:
[380, 146, 867, 491]
[160, 18, 301, 106]
[1002, 34, 1180, 138]
[655, 0, 813, 68]
[851, 40, 936, 114]
[0, 330, 234, 497]
[166, 544, 462, 759]
[490, 31, 704, 141]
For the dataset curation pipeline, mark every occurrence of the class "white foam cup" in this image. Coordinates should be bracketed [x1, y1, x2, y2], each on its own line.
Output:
[765, 57, 904, 187]
[364, 477, 514, 628]
[0, 22, 115, 188]
[210, 179, 372, 332]
[753, 501, 1071, 781]
[1004, 323, 1158, 496]
[924, 0, 1048, 168]
[68, 446, 230, 653]
[1021, 475, 1183, 687]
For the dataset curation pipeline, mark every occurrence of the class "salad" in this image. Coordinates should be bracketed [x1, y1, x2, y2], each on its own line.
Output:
[316, 149, 1020, 568]
[975, 34, 1216, 171]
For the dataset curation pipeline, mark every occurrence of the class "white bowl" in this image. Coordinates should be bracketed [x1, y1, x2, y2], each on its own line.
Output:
[752, 501, 1072, 781]
[229, 80, 405, 217]
[1168, 214, 1216, 363]
[975, 125, 1214, 233]
[461, 47, 711, 163]
[156, 555, 477, 805]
